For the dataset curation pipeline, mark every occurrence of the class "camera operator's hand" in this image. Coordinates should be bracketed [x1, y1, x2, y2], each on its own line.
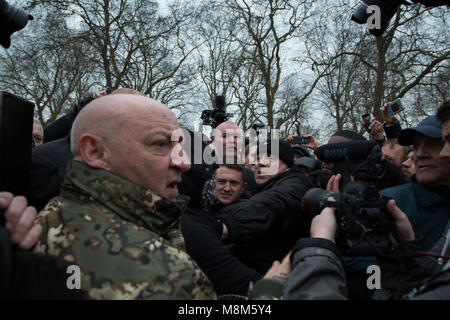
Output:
[326, 174, 342, 193]
[386, 199, 415, 247]
[264, 252, 292, 283]
[285, 135, 296, 146]
[310, 197, 337, 243]
[380, 102, 398, 127]
[0, 192, 42, 250]
[303, 134, 319, 152]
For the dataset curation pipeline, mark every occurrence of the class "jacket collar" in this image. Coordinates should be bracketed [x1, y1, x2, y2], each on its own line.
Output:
[410, 175, 449, 207]
[61, 161, 189, 238]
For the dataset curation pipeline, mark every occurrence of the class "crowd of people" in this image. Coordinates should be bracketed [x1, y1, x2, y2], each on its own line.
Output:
[0, 86, 449, 300]
[1, 0, 449, 303]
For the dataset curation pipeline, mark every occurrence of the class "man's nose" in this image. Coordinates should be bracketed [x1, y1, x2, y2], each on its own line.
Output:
[414, 144, 427, 160]
[223, 182, 231, 191]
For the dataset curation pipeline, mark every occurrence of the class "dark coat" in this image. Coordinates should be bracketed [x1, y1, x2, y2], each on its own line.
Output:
[29, 135, 73, 212]
[181, 207, 262, 296]
[218, 169, 314, 274]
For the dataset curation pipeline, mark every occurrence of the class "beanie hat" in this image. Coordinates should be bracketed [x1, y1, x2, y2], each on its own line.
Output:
[258, 139, 294, 168]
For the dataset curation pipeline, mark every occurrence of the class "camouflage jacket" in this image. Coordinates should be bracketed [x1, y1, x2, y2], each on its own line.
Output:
[33, 160, 216, 300]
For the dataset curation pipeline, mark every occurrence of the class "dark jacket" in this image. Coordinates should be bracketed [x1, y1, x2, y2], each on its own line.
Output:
[218, 169, 314, 273]
[380, 176, 450, 250]
[284, 238, 348, 300]
[29, 135, 73, 212]
[181, 207, 262, 296]
[178, 162, 215, 210]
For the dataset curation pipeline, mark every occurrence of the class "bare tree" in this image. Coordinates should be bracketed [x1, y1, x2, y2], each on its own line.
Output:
[224, 0, 320, 129]
[307, 0, 449, 134]
[0, 6, 94, 125]
[29, 0, 199, 112]
[193, 2, 245, 110]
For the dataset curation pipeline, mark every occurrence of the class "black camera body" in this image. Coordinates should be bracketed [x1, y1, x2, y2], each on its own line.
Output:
[386, 98, 404, 117]
[303, 140, 394, 256]
[362, 113, 371, 133]
[201, 95, 233, 128]
[303, 182, 392, 256]
[292, 136, 309, 145]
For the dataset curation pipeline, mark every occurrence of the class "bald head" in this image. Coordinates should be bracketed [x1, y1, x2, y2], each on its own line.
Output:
[71, 94, 175, 157]
[69, 94, 189, 198]
[216, 121, 239, 133]
[212, 121, 244, 164]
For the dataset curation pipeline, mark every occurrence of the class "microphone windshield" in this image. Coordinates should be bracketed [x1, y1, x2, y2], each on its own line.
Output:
[317, 140, 378, 162]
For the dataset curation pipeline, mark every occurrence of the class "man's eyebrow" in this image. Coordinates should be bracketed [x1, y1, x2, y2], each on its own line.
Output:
[149, 131, 172, 139]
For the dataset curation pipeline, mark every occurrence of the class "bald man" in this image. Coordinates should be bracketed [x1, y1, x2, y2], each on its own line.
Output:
[32, 94, 216, 299]
[211, 121, 244, 164]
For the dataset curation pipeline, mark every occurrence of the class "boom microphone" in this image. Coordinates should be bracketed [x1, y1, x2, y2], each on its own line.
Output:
[317, 140, 378, 162]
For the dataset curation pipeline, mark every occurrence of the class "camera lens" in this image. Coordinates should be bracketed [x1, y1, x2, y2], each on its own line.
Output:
[302, 188, 339, 217]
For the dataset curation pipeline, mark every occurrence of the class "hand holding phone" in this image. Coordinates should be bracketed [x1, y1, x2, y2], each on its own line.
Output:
[362, 113, 371, 133]
[292, 136, 309, 145]
[386, 99, 404, 117]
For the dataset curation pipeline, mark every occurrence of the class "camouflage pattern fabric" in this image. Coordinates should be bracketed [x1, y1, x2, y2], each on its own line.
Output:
[33, 160, 217, 300]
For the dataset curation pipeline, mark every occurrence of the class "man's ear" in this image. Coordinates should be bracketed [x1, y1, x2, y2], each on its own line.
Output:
[78, 134, 111, 169]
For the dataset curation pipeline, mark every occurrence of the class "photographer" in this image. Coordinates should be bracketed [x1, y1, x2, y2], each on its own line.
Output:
[313, 133, 407, 300]
[380, 113, 450, 252]
[283, 191, 450, 300]
[362, 107, 408, 171]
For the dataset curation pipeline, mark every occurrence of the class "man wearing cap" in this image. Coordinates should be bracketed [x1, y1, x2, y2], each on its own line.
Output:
[380, 115, 450, 251]
[217, 139, 314, 274]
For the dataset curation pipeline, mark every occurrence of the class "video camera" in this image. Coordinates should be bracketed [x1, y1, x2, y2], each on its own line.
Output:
[302, 140, 394, 256]
[201, 95, 233, 128]
[251, 123, 271, 136]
